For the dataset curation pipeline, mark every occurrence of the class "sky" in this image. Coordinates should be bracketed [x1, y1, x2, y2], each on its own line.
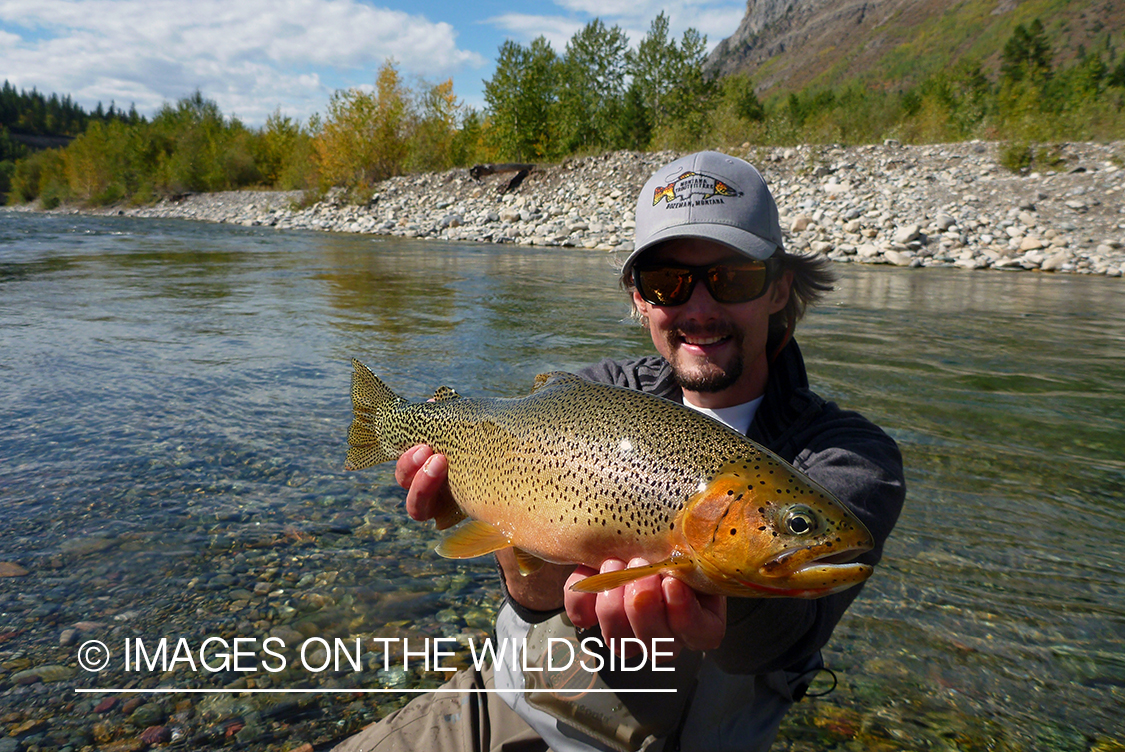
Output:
[0, 0, 747, 126]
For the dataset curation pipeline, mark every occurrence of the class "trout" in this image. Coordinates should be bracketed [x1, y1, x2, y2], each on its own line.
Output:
[345, 360, 874, 598]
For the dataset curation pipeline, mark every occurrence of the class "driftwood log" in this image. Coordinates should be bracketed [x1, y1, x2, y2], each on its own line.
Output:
[469, 162, 535, 194]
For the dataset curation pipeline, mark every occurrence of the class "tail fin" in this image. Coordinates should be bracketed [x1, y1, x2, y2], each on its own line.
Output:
[345, 359, 407, 471]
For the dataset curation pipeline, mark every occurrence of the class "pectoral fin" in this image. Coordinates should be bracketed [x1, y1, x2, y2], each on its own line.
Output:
[513, 548, 546, 576]
[568, 557, 694, 593]
[433, 504, 467, 531]
[436, 520, 512, 559]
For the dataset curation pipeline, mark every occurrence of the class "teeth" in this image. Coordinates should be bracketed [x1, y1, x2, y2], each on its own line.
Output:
[683, 335, 725, 346]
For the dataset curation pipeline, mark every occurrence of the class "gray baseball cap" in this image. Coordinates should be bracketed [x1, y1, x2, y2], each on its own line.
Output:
[623, 151, 784, 276]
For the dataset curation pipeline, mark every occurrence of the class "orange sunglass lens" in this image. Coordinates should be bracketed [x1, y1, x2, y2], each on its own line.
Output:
[639, 268, 693, 305]
[708, 264, 768, 302]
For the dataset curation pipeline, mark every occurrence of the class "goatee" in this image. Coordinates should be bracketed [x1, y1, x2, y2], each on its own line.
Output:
[666, 324, 745, 393]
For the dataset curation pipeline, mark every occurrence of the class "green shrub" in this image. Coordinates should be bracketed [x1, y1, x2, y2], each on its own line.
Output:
[999, 141, 1033, 173]
[8, 148, 68, 204]
[0, 159, 13, 196]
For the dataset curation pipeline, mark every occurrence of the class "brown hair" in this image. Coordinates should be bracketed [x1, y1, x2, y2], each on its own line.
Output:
[768, 251, 837, 338]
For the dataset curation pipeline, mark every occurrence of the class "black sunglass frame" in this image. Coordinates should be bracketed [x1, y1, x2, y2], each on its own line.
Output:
[632, 258, 777, 307]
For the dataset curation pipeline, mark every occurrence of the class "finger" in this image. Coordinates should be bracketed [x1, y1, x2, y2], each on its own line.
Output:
[395, 445, 432, 490]
[564, 566, 600, 629]
[405, 453, 450, 522]
[593, 559, 634, 645]
[663, 578, 727, 652]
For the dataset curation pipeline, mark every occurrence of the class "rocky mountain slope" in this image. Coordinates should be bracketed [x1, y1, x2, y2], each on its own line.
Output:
[706, 0, 1124, 94]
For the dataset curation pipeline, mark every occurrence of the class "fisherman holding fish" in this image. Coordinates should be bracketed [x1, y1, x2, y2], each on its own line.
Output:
[335, 151, 905, 752]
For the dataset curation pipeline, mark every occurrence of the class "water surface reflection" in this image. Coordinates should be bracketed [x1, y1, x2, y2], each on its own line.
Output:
[0, 213, 1121, 749]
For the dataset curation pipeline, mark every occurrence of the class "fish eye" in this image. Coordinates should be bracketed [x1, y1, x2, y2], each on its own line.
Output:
[783, 506, 818, 536]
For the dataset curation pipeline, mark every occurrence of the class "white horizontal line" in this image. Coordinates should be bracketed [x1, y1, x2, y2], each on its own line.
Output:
[74, 688, 677, 694]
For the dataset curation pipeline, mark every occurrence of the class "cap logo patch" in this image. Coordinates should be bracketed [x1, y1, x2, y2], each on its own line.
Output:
[652, 171, 742, 207]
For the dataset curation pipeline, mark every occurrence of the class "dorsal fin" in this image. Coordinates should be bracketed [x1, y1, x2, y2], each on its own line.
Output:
[431, 386, 460, 402]
[531, 371, 583, 393]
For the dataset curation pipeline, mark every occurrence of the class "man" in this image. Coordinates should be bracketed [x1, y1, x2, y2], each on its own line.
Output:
[334, 151, 905, 752]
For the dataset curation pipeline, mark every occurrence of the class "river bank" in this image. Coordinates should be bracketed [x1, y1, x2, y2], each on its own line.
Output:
[11, 141, 1125, 276]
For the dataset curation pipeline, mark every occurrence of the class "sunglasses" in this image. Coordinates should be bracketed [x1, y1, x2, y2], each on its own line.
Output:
[632, 258, 776, 306]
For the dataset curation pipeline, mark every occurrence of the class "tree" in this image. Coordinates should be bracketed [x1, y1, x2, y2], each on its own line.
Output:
[616, 81, 652, 150]
[483, 37, 560, 160]
[627, 13, 675, 127]
[555, 19, 629, 153]
[313, 60, 410, 191]
[409, 78, 461, 173]
[1070, 49, 1108, 97]
[255, 109, 311, 189]
[626, 13, 713, 145]
[1001, 20, 1052, 84]
[723, 73, 765, 123]
[149, 92, 236, 192]
[451, 107, 483, 167]
[1110, 57, 1125, 88]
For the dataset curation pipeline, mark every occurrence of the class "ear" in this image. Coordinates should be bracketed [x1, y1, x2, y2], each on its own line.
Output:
[632, 289, 651, 317]
[768, 269, 794, 315]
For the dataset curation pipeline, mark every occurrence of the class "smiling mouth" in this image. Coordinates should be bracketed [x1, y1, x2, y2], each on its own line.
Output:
[679, 333, 731, 348]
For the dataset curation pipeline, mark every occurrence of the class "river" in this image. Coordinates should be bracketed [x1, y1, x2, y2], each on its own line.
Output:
[1, 212, 1122, 750]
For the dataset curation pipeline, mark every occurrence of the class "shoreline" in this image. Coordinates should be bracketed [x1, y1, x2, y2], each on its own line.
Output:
[11, 141, 1125, 277]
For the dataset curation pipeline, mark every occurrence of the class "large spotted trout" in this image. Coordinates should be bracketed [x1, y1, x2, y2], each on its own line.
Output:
[345, 360, 874, 598]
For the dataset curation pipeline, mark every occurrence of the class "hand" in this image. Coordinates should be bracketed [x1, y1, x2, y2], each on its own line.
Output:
[394, 445, 453, 522]
[397, 444, 573, 611]
[564, 558, 727, 662]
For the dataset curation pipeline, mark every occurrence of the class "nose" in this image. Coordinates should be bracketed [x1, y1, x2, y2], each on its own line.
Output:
[678, 274, 722, 317]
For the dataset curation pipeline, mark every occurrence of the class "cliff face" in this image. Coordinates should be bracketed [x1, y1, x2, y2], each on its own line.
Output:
[705, 0, 1124, 94]
[705, 0, 918, 90]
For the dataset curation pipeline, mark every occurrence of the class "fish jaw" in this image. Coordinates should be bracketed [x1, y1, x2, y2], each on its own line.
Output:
[672, 462, 875, 598]
[688, 540, 874, 598]
[699, 557, 873, 598]
[759, 561, 873, 597]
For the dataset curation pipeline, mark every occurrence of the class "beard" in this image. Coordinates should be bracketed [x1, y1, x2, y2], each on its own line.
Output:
[664, 323, 746, 394]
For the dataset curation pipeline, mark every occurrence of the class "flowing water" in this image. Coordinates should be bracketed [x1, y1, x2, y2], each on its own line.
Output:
[1, 212, 1122, 750]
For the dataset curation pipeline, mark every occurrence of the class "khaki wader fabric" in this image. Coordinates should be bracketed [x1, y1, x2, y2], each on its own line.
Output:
[331, 666, 548, 752]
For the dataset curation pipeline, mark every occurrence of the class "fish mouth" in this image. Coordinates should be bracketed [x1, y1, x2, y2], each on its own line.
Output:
[758, 545, 870, 579]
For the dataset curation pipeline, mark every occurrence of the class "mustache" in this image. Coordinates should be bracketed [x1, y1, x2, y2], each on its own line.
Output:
[672, 322, 738, 340]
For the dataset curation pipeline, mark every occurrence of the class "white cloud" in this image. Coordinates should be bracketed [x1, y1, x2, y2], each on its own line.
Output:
[687, 7, 748, 44]
[486, 13, 586, 51]
[0, 0, 486, 123]
[486, 2, 743, 54]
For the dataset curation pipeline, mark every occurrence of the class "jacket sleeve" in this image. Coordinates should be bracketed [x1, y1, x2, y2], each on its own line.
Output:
[576, 356, 676, 396]
[708, 407, 905, 675]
